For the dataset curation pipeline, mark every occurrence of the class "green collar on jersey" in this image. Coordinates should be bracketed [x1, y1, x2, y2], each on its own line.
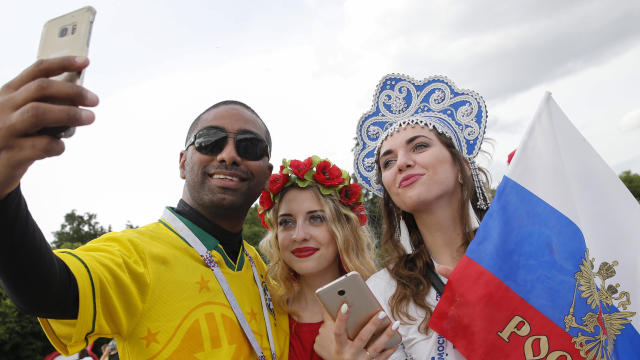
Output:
[160, 207, 246, 271]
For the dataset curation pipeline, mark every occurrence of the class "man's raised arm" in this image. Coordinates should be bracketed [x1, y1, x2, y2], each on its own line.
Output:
[0, 57, 99, 318]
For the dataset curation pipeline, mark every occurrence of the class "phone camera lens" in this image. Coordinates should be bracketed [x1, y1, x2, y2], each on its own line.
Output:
[58, 26, 68, 38]
[338, 289, 345, 296]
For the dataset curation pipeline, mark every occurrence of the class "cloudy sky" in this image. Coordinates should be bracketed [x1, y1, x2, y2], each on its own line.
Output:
[2, 0, 639, 241]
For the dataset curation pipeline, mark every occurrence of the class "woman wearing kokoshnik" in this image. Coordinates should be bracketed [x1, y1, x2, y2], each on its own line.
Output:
[257, 156, 401, 360]
[331, 74, 492, 360]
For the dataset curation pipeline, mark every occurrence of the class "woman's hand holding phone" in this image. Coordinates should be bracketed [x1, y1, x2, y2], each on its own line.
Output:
[436, 264, 454, 279]
[313, 303, 399, 360]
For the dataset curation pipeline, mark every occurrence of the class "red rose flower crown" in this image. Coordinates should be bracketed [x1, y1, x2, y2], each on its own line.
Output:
[257, 156, 367, 229]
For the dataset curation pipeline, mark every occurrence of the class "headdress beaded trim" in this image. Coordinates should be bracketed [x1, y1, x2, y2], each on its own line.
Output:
[353, 74, 490, 209]
[257, 156, 367, 229]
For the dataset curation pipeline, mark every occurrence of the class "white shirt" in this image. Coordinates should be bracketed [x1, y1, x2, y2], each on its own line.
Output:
[367, 269, 465, 360]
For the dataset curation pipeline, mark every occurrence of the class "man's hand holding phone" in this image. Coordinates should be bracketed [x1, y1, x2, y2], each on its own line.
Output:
[0, 56, 98, 198]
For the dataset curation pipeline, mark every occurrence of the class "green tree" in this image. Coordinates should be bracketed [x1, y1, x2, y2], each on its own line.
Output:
[362, 188, 382, 246]
[0, 287, 54, 359]
[243, 204, 267, 248]
[490, 188, 497, 199]
[51, 210, 112, 249]
[363, 188, 385, 266]
[619, 170, 640, 202]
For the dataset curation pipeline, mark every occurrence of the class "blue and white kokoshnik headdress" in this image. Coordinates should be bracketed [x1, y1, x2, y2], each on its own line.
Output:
[354, 74, 490, 209]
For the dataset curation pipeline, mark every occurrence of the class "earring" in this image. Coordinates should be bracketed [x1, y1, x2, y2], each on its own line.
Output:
[467, 200, 480, 231]
[458, 174, 463, 184]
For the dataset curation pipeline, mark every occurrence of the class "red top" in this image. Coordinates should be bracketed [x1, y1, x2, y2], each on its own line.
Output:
[288, 316, 323, 360]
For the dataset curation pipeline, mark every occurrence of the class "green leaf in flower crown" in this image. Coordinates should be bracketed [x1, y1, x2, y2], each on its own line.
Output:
[296, 178, 311, 188]
[311, 155, 322, 167]
[281, 159, 292, 174]
[284, 176, 294, 188]
[304, 169, 314, 181]
[319, 185, 334, 195]
[341, 169, 350, 183]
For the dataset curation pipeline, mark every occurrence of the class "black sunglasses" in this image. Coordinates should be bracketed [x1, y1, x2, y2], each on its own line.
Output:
[185, 126, 270, 161]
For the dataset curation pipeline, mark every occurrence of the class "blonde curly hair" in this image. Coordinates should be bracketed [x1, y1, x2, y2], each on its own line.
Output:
[259, 184, 377, 314]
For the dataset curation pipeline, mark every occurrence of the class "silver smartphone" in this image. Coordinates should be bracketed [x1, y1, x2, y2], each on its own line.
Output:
[315, 271, 401, 349]
[37, 6, 96, 137]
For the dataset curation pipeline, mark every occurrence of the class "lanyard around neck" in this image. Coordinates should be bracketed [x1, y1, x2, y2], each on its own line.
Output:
[426, 265, 445, 296]
[162, 209, 277, 360]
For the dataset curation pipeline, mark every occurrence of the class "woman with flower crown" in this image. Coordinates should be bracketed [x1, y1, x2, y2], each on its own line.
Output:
[321, 74, 491, 360]
[257, 156, 401, 360]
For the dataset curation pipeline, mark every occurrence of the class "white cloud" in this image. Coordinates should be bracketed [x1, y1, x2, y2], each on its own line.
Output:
[4, 0, 640, 238]
[620, 109, 640, 131]
[334, 0, 640, 100]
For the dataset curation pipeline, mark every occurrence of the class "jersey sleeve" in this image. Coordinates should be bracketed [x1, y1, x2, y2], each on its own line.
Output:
[38, 231, 151, 355]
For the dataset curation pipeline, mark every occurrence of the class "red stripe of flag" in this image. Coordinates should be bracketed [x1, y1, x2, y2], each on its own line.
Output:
[429, 256, 585, 360]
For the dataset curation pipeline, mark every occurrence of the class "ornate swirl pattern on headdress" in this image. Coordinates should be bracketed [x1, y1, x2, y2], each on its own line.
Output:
[354, 74, 489, 208]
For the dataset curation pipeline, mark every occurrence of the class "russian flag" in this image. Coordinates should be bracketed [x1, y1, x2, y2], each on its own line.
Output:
[429, 93, 640, 359]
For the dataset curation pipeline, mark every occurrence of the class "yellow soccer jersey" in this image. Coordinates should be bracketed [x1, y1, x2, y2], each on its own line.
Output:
[39, 207, 289, 359]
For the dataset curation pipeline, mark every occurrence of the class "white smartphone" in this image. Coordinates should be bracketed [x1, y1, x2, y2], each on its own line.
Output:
[37, 6, 96, 137]
[315, 271, 401, 349]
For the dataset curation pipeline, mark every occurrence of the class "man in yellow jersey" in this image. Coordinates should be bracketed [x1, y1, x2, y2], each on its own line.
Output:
[0, 57, 289, 359]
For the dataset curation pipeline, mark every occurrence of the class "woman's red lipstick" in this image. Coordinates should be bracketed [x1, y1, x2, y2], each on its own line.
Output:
[399, 173, 423, 188]
[291, 247, 318, 258]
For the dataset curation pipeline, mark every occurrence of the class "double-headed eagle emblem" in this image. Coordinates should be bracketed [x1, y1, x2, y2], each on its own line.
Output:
[564, 250, 635, 359]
